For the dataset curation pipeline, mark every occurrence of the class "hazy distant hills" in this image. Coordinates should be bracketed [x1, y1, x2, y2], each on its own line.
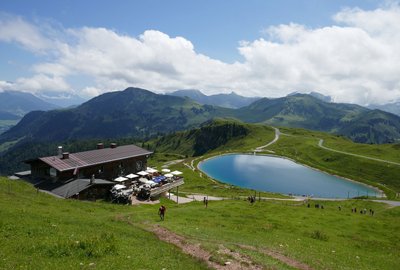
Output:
[0, 91, 60, 135]
[0, 111, 20, 120]
[235, 94, 400, 143]
[0, 91, 58, 117]
[1, 87, 400, 148]
[170, 89, 260, 108]
[0, 88, 229, 143]
[368, 102, 400, 117]
[37, 92, 87, 108]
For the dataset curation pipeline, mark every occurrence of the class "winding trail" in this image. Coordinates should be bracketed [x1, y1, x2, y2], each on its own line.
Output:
[248, 127, 400, 206]
[254, 127, 280, 152]
[318, 139, 400, 166]
[148, 225, 313, 270]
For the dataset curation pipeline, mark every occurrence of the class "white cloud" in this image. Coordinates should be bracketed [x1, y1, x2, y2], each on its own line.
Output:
[11, 74, 70, 93]
[0, 13, 51, 53]
[1, 4, 400, 105]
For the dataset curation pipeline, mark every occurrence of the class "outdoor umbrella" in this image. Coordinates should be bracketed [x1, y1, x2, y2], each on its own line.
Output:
[113, 184, 126, 190]
[114, 176, 128, 182]
[146, 167, 158, 173]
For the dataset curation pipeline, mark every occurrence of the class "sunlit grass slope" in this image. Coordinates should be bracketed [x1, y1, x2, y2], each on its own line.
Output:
[150, 120, 400, 199]
[0, 178, 208, 270]
[2, 178, 400, 270]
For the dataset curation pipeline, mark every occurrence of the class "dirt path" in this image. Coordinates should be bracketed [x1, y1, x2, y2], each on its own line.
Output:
[238, 245, 315, 270]
[162, 159, 185, 167]
[148, 225, 315, 270]
[149, 225, 263, 270]
[318, 139, 400, 166]
[255, 127, 280, 152]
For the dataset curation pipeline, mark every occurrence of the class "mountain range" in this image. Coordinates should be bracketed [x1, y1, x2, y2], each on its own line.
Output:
[368, 102, 400, 117]
[170, 89, 260, 108]
[0, 91, 59, 117]
[0, 88, 230, 144]
[1, 87, 400, 150]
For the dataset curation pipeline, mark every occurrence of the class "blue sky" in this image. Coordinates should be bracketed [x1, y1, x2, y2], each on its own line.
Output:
[0, 0, 399, 105]
[1, 0, 382, 61]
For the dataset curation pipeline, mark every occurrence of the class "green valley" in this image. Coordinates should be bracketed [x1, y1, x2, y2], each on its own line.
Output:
[1, 119, 400, 269]
[149, 120, 400, 199]
[1, 176, 399, 270]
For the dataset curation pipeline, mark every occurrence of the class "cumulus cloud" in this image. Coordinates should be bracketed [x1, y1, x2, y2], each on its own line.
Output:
[0, 13, 52, 53]
[1, 4, 400, 105]
[1, 75, 70, 94]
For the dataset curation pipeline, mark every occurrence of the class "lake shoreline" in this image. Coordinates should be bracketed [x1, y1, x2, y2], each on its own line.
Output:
[197, 152, 384, 199]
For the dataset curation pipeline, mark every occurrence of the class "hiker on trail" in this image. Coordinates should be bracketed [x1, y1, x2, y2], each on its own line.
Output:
[203, 197, 206, 205]
[338, 206, 342, 211]
[205, 198, 208, 208]
[250, 196, 256, 204]
[158, 205, 166, 221]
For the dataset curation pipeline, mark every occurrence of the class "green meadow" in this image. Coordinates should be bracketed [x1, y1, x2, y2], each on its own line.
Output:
[0, 179, 209, 270]
[150, 122, 400, 199]
[2, 121, 400, 269]
[1, 178, 399, 270]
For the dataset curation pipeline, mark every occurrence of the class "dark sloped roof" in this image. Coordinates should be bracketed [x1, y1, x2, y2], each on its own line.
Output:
[36, 144, 152, 172]
[51, 178, 114, 198]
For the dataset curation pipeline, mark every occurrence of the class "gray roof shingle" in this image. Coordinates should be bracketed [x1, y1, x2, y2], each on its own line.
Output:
[37, 144, 152, 172]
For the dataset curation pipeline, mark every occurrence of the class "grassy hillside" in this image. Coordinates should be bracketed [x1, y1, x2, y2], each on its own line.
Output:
[152, 119, 267, 156]
[150, 121, 400, 199]
[234, 94, 400, 144]
[0, 88, 231, 144]
[0, 178, 208, 270]
[323, 136, 400, 163]
[1, 178, 399, 270]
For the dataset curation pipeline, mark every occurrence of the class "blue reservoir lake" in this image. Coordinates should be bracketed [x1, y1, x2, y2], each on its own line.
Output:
[199, 154, 380, 198]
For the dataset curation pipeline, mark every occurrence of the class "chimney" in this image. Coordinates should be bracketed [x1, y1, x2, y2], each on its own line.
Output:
[58, 146, 63, 157]
[97, 143, 104, 149]
[110, 143, 117, 149]
[62, 152, 70, 159]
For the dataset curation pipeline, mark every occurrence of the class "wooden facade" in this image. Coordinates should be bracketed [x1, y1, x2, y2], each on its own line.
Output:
[26, 144, 152, 183]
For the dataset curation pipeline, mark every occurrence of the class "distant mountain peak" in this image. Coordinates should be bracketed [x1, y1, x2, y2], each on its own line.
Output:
[286, 91, 332, 102]
[309, 92, 332, 102]
[368, 101, 400, 116]
[170, 89, 260, 108]
[0, 90, 58, 117]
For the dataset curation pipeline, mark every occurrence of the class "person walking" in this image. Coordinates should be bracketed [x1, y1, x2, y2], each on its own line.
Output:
[158, 205, 166, 221]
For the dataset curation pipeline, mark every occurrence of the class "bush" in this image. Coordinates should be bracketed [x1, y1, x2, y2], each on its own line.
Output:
[310, 230, 329, 241]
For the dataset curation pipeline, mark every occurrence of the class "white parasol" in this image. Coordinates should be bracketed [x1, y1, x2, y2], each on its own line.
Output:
[114, 176, 128, 182]
[171, 170, 183, 175]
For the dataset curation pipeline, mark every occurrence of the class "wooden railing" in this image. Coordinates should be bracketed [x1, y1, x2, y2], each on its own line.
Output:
[150, 178, 184, 197]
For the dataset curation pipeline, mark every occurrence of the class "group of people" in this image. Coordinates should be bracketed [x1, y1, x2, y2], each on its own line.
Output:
[306, 203, 375, 216]
[248, 196, 257, 204]
[352, 207, 374, 215]
[307, 203, 324, 209]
